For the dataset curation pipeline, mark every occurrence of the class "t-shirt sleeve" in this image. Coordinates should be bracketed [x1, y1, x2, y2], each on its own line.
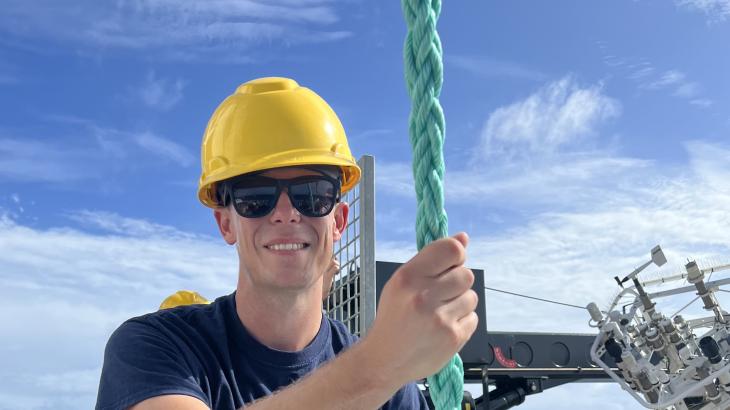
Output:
[382, 382, 430, 410]
[95, 319, 209, 410]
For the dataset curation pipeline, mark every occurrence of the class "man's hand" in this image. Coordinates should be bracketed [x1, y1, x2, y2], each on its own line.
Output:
[361, 232, 478, 387]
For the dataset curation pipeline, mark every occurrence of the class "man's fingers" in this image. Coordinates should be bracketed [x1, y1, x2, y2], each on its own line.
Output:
[422, 266, 474, 303]
[455, 311, 479, 350]
[439, 289, 479, 322]
[401, 234, 468, 279]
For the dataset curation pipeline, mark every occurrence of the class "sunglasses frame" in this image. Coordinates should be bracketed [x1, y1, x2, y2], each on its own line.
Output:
[218, 173, 342, 218]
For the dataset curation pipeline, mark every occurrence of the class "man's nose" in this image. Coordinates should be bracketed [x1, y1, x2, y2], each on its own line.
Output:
[269, 190, 301, 223]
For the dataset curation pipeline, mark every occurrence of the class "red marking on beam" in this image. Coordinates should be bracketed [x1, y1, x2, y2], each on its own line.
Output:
[494, 346, 517, 368]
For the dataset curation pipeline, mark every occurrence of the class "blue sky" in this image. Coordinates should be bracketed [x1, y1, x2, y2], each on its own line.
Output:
[1, 1, 730, 409]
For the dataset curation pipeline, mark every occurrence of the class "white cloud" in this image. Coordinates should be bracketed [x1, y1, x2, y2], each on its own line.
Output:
[9, 193, 24, 214]
[375, 78, 646, 212]
[627, 64, 655, 80]
[0, 211, 238, 409]
[601, 54, 628, 68]
[645, 69, 686, 89]
[136, 71, 186, 110]
[0, 212, 236, 297]
[0, 138, 93, 183]
[377, 78, 713, 222]
[641, 70, 702, 98]
[449, 55, 547, 81]
[88, 124, 194, 166]
[0, 121, 195, 184]
[66, 210, 199, 238]
[673, 81, 701, 97]
[375, 77, 729, 340]
[468, 141, 730, 333]
[0, 0, 351, 61]
[375, 140, 730, 336]
[598, 46, 712, 107]
[376, 240, 417, 264]
[133, 131, 195, 167]
[685, 139, 730, 186]
[677, 0, 730, 22]
[690, 98, 714, 107]
[35, 368, 101, 394]
[351, 129, 394, 140]
[130, 0, 340, 24]
[378, 152, 652, 210]
[477, 76, 621, 159]
[375, 161, 415, 198]
[629, 68, 655, 80]
[447, 152, 652, 209]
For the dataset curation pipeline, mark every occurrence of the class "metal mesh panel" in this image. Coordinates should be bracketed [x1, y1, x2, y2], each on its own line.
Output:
[324, 155, 375, 336]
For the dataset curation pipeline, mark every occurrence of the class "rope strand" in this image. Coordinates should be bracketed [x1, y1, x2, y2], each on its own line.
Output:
[402, 0, 463, 408]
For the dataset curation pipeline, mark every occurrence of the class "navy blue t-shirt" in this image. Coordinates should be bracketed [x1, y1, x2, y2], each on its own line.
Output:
[96, 292, 428, 409]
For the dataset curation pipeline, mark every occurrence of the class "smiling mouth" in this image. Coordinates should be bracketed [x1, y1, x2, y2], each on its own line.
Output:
[265, 243, 310, 251]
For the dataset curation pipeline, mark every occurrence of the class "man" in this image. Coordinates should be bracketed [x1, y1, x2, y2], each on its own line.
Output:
[96, 77, 478, 409]
[323, 257, 339, 302]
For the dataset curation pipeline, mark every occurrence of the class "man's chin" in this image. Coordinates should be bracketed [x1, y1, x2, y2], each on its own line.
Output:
[266, 270, 316, 291]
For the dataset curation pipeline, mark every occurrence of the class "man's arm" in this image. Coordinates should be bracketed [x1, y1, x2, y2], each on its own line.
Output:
[128, 331, 405, 410]
[130, 233, 477, 410]
[129, 395, 209, 410]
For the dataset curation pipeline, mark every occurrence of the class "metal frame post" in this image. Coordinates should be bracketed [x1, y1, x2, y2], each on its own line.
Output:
[325, 155, 376, 337]
[357, 155, 376, 335]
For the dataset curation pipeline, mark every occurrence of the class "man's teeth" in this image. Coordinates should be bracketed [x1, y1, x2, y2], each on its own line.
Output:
[267, 243, 306, 251]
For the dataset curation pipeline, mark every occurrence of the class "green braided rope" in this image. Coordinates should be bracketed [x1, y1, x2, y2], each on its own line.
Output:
[401, 0, 464, 409]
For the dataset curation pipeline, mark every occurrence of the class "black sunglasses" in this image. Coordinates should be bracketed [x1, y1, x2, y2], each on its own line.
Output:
[219, 174, 341, 218]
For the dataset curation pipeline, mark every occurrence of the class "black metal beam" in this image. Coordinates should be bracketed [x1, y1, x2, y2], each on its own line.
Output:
[375, 261, 617, 409]
[376, 262, 615, 373]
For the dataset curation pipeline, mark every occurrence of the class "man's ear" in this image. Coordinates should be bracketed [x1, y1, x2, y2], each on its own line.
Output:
[332, 202, 349, 242]
[214, 207, 237, 245]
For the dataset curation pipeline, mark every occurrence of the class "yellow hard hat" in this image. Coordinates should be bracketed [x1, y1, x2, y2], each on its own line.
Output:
[159, 290, 210, 310]
[197, 77, 362, 208]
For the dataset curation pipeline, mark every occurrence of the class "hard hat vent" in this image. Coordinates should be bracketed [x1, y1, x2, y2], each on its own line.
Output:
[236, 77, 299, 95]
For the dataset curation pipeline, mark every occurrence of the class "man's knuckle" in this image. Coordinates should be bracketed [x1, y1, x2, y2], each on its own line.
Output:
[458, 268, 473, 288]
[447, 325, 462, 348]
[465, 268, 474, 287]
[468, 290, 478, 309]
[467, 312, 479, 334]
[394, 269, 412, 289]
[444, 237, 464, 258]
[412, 290, 429, 312]
[433, 311, 450, 329]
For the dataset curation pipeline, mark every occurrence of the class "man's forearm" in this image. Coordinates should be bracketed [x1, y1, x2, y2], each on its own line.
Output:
[246, 339, 402, 410]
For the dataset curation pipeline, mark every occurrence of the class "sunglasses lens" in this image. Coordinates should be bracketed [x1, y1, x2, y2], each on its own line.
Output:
[289, 179, 337, 217]
[228, 175, 339, 218]
[231, 185, 277, 218]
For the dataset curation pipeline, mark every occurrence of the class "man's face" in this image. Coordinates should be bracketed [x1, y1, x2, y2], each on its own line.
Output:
[214, 167, 348, 293]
